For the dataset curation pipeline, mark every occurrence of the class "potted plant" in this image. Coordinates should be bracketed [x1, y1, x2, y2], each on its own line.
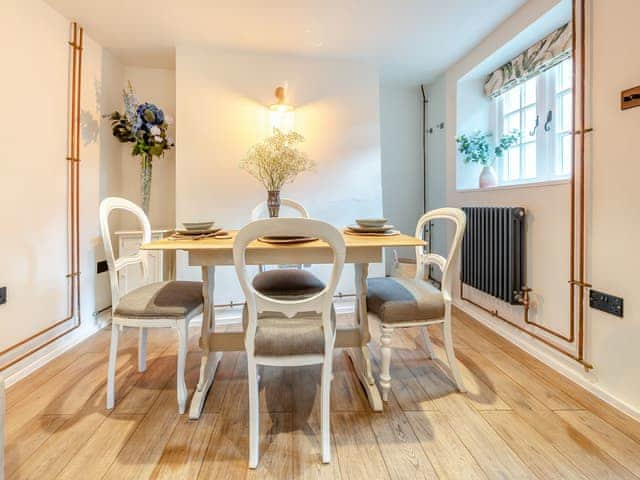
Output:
[456, 130, 519, 188]
[240, 129, 315, 217]
[106, 83, 174, 214]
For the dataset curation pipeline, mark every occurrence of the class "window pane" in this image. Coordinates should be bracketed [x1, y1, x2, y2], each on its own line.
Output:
[560, 134, 573, 176]
[523, 142, 536, 179]
[502, 85, 521, 113]
[524, 106, 537, 141]
[557, 58, 573, 91]
[504, 111, 520, 135]
[505, 147, 520, 180]
[524, 78, 537, 106]
[560, 92, 573, 132]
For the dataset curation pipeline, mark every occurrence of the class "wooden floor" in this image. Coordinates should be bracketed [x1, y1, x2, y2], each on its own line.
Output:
[6, 309, 640, 479]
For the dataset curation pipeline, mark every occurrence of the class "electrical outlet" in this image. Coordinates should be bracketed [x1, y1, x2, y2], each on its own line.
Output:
[0, 286, 6, 305]
[589, 289, 623, 317]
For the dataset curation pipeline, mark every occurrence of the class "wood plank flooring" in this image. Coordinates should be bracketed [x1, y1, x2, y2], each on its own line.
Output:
[6, 310, 640, 479]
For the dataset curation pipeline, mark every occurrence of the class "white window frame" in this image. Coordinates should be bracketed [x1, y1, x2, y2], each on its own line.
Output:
[492, 58, 573, 186]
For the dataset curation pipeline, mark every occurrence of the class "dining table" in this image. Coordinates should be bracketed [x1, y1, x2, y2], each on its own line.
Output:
[141, 229, 425, 419]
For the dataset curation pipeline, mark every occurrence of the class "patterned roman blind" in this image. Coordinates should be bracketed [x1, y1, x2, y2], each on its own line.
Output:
[484, 23, 572, 98]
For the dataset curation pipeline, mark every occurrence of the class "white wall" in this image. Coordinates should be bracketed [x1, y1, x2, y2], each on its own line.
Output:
[117, 67, 176, 230]
[379, 83, 424, 272]
[427, 0, 640, 418]
[0, 0, 122, 381]
[175, 49, 384, 304]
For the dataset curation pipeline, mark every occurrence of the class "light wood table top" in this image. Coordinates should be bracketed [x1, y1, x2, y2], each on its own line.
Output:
[141, 230, 425, 251]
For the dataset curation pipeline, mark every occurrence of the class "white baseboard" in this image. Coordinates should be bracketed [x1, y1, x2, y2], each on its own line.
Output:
[454, 299, 640, 422]
[4, 323, 102, 388]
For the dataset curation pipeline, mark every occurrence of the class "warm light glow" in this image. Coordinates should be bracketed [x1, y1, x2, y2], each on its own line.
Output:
[268, 85, 295, 131]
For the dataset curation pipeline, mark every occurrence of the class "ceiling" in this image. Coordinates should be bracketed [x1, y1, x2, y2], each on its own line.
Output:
[45, 0, 527, 84]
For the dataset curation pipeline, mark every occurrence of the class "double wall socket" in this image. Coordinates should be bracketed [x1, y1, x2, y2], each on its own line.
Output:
[589, 289, 623, 317]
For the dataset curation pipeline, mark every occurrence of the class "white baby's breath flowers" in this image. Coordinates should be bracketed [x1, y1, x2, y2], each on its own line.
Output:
[240, 129, 315, 191]
[150, 125, 161, 136]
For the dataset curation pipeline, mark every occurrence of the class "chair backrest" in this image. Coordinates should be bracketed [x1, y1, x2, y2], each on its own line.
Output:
[99, 197, 151, 310]
[414, 208, 467, 303]
[250, 198, 309, 221]
[233, 218, 346, 357]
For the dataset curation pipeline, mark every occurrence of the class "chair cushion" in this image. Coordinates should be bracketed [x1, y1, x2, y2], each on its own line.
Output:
[114, 281, 203, 319]
[243, 306, 336, 357]
[252, 269, 325, 298]
[366, 277, 445, 324]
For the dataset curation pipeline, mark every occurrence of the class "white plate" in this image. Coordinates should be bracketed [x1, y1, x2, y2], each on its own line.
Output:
[355, 218, 388, 228]
[183, 221, 214, 231]
[175, 226, 222, 235]
[344, 229, 400, 237]
[347, 224, 395, 233]
[258, 236, 318, 245]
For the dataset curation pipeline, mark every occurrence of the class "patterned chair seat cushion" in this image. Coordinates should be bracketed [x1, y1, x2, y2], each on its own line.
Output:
[366, 277, 444, 324]
[114, 281, 203, 319]
[252, 269, 325, 298]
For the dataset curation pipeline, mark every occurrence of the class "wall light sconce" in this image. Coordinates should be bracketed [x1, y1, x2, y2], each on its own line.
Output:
[269, 84, 295, 132]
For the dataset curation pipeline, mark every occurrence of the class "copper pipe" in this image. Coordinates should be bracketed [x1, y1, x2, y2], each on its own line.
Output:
[569, 0, 577, 343]
[577, 0, 587, 360]
[74, 27, 83, 322]
[460, 284, 593, 370]
[0, 22, 83, 372]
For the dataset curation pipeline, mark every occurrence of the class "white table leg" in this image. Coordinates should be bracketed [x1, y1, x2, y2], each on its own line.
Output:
[189, 266, 222, 419]
[345, 263, 383, 412]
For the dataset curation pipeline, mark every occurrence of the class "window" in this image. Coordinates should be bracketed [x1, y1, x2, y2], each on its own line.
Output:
[493, 58, 573, 185]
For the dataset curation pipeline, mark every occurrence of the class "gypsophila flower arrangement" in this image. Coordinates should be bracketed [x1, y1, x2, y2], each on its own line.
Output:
[105, 82, 174, 214]
[240, 129, 314, 216]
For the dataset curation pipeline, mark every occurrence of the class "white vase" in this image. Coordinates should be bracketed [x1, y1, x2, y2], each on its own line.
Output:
[479, 165, 497, 188]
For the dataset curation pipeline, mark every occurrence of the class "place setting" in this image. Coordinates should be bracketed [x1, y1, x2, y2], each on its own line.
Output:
[344, 218, 400, 236]
[169, 221, 231, 240]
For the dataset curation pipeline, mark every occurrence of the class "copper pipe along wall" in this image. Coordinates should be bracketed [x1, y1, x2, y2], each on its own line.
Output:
[460, 0, 592, 367]
[577, 0, 587, 360]
[460, 284, 593, 369]
[0, 22, 83, 371]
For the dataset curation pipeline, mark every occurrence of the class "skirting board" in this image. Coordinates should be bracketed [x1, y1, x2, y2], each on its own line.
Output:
[5, 301, 357, 388]
[454, 300, 640, 422]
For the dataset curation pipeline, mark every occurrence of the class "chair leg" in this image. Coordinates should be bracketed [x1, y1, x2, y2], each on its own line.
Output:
[247, 359, 260, 469]
[442, 315, 466, 392]
[379, 325, 394, 402]
[138, 327, 147, 372]
[176, 320, 189, 414]
[421, 326, 435, 360]
[106, 324, 120, 409]
[321, 356, 333, 463]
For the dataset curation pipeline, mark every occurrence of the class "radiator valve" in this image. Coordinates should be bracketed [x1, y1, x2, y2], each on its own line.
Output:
[513, 287, 532, 307]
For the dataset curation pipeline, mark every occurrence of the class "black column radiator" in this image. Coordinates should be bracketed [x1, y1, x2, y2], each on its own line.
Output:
[461, 207, 526, 305]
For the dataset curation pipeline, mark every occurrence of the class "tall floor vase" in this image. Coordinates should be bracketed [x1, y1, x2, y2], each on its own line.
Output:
[140, 153, 153, 215]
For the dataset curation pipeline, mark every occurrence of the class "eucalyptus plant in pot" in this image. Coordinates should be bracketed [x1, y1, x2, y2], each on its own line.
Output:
[240, 129, 314, 217]
[456, 130, 519, 188]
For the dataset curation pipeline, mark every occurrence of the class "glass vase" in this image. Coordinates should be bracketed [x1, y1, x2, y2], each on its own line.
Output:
[267, 190, 281, 217]
[140, 153, 153, 215]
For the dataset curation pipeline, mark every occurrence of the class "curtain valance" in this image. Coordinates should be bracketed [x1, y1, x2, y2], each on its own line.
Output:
[484, 23, 572, 98]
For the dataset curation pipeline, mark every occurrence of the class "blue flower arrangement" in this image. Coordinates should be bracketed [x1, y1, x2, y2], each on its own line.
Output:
[105, 82, 175, 213]
[106, 83, 174, 158]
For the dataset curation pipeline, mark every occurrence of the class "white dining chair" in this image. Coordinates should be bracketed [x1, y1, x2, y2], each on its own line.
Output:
[249, 198, 324, 298]
[366, 207, 467, 401]
[99, 197, 203, 414]
[234, 218, 345, 468]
